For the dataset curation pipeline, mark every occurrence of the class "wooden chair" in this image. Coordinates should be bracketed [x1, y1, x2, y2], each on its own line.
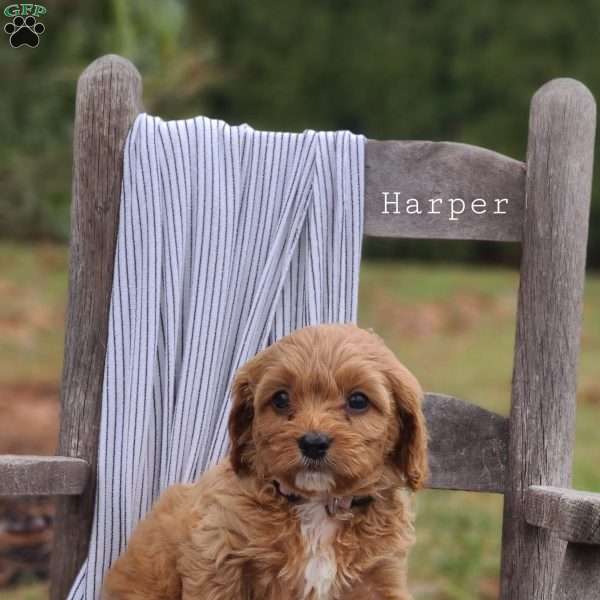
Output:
[0, 54, 598, 600]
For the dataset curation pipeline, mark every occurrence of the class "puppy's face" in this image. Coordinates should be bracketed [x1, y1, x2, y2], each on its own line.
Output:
[228, 324, 428, 497]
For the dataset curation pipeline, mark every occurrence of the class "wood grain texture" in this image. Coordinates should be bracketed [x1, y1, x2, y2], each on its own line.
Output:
[423, 393, 507, 493]
[0, 455, 89, 496]
[50, 54, 143, 600]
[499, 78, 596, 600]
[526, 486, 600, 544]
[364, 140, 525, 241]
[554, 543, 600, 600]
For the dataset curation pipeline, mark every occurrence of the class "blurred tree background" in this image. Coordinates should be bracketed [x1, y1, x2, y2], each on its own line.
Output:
[2, 0, 600, 264]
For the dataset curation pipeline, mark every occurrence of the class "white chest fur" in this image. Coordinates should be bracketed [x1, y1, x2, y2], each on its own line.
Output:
[295, 501, 340, 600]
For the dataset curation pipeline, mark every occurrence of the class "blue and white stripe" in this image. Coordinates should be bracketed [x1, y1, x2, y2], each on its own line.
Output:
[67, 114, 365, 599]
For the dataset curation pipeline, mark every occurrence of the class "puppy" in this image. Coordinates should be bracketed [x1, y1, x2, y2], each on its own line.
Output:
[103, 323, 428, 600]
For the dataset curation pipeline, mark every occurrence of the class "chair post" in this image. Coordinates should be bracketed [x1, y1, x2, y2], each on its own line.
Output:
[50, 55, 143, 600]
[500, 79, 596, 599]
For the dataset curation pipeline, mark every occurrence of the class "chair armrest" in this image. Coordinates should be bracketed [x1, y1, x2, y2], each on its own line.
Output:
[526, 485, 600, 544]
[0, 455, 89, 496]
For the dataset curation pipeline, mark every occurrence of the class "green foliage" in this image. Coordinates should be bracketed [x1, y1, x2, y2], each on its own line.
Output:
[0, 0, 203, 240]
[2, 1, 600, 265]
[195, 0, 600, 266]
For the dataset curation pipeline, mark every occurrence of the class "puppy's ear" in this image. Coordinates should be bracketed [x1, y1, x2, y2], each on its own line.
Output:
[228, 356, 261, 475]
[385, 359, 429, 491]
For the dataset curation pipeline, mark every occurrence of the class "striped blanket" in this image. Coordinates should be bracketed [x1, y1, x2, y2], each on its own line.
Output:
[68, 115, 365, 599]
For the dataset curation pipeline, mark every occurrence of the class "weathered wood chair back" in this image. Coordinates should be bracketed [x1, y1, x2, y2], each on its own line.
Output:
[1, 54, 598, 600]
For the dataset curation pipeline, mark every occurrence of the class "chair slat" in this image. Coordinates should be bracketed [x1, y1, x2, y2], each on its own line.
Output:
[2, 396, 507, 496]
[526, 485, 600, 545]
[364, 140, 525, 242]
[424, 393, 508, 493]
[0, 455, 89, 496]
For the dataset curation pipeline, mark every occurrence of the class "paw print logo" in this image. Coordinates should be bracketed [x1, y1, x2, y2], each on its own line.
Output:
[4, 15, 45, 48]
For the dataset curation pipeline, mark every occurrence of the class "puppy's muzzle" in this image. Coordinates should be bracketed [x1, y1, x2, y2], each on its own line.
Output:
[298, 431, 332, 460]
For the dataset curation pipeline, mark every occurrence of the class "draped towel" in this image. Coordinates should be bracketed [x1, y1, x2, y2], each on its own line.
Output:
[67, 114, 365, 599]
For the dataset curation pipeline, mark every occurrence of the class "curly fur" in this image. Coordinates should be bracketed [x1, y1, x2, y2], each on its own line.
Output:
[103, 324, 428, 600]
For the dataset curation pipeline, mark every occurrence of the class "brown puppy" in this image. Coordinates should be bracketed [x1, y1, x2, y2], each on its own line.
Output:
[103, 324, 428, 600]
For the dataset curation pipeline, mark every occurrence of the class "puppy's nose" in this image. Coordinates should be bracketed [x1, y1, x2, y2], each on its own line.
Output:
[298, 431, 332, 460]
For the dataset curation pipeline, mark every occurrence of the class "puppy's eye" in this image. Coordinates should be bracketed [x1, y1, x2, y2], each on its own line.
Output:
[271, 391, 290, 412]
[346, 392, 369, 413]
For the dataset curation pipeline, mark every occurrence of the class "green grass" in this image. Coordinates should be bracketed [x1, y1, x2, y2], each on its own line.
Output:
[2, 243, 600, 599]
[358, 261, 600, 598]
[1, 582, 48, 600]
[0, 242, 67, 384]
